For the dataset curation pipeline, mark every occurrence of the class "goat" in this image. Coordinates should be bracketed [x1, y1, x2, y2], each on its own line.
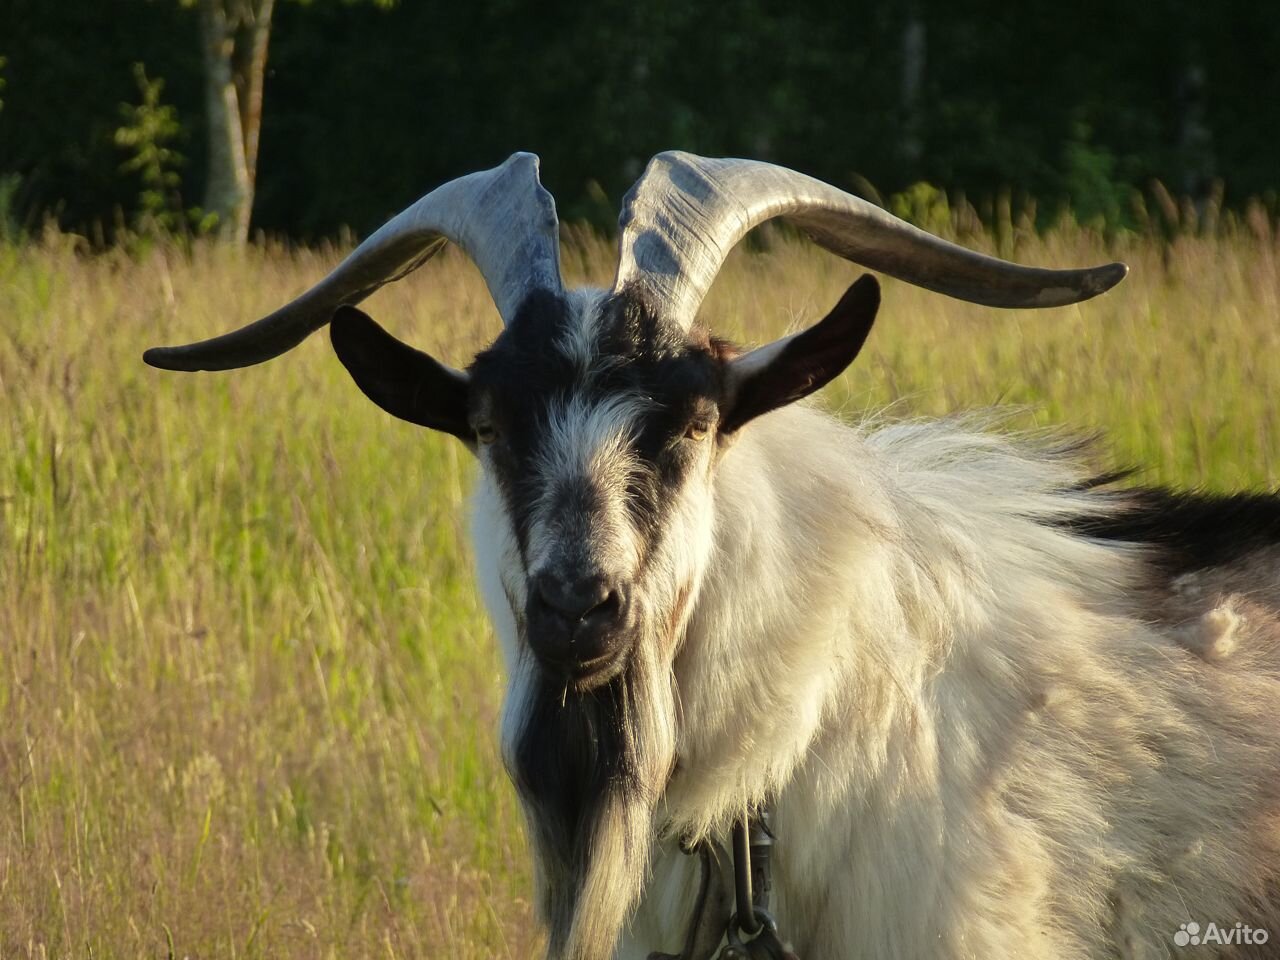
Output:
[146, 152, 1280, 960]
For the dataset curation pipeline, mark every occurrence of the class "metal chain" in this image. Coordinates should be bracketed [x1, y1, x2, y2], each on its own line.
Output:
[721, 808, 797, 960]
[651, 806, 798, 960]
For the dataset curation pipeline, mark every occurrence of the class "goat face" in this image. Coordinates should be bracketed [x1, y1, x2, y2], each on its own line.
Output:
[330, 278, 881, 694]
[468, 290, 721, 692]
[326, 276, 882, 958]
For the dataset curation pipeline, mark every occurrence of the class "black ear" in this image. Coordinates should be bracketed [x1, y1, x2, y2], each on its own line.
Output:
[720, 274, 880, 434]
[330, 306, 471, 439]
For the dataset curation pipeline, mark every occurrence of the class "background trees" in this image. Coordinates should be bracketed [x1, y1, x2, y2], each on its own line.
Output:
[192, 0, 275, 243]
[0, 0, 1276, 243]
[185, 0, 394, 243]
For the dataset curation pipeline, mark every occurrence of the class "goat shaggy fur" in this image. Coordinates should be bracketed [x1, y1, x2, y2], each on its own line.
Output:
[606, 402, 1280, 959]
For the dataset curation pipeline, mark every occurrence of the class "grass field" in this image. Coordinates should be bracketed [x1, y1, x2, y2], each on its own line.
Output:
[2, 216, 1279, 958]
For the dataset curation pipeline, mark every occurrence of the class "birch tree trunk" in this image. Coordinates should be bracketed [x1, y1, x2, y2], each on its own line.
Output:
[237, 0, 274, 190]
[900, 7, 926, 169]
[196, 0, 274, 244]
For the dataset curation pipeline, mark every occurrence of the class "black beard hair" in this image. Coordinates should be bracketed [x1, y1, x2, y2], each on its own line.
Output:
[513, 659, 654, 957]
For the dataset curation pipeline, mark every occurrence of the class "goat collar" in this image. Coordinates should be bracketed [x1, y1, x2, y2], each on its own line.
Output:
[652, 808, 798, 960]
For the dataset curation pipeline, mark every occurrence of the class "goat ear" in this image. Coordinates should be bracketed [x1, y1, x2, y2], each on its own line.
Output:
[720, 274, 880, 434]
[330, 305, 471, 439]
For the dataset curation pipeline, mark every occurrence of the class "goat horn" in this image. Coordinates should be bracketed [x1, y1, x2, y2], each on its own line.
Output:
[611, 152, 1127, 330]
[144, 152, 563, 371]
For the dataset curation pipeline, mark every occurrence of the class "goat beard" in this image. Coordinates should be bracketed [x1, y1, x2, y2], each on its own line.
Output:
[512, 642, 677, 960]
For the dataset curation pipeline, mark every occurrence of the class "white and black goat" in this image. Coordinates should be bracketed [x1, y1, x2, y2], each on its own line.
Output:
[147, 152, 1280, 960]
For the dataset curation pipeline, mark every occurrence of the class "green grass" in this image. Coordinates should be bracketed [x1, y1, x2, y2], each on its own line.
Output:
[1, 217, 1278, 957]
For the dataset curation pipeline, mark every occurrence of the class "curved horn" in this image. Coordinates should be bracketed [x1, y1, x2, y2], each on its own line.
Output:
[611, 151, 1127, 330]
[145, 152, 562, 371]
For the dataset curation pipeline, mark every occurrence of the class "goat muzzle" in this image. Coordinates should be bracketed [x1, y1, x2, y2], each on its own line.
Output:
[527, 571, 633, 688]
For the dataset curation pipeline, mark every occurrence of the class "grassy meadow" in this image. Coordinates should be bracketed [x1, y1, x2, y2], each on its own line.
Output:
[2, 215, 1279, 958]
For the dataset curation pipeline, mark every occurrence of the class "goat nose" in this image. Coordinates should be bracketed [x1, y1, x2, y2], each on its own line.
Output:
[534, 573, 618, 624]
[527, 571, 631, 683]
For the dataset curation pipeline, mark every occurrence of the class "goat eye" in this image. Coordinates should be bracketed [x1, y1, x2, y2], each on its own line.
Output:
[475, 421, 498, 444]
[684, 421, 711, 442]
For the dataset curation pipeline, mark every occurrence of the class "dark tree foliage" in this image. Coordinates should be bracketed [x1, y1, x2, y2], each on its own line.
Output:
[0, 0, 1277, 241]
[0, 0, 202, 236]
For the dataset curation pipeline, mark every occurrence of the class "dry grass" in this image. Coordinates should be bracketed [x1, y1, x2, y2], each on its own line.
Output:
[1, 216, 1278, 957]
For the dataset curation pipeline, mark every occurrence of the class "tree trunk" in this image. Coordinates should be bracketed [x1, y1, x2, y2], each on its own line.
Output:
[236, 0, 274, 188]
[900, 8, 926, 170]
[1176, 55, 1215, 202]
[196, 0, 273, 245]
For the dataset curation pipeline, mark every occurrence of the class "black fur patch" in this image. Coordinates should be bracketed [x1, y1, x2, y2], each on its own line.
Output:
[1069, 486, 1280, 576]
[467, 289, 724, 570]
[329, 305, 471, 437]
[514, 670, 635, 853]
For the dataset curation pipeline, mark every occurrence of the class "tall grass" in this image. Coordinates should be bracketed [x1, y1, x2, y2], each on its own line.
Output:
[1, 217, 1278, 957]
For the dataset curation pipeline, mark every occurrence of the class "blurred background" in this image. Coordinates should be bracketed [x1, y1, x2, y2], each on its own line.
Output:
[1, 0, 1278, 244]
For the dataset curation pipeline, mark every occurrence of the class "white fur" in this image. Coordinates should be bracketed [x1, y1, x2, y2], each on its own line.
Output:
[469, 295, 1280, 960]
[528, 391, 649, 577]
[626, 405, 1280, 959]
[555, 287, 611, 370]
